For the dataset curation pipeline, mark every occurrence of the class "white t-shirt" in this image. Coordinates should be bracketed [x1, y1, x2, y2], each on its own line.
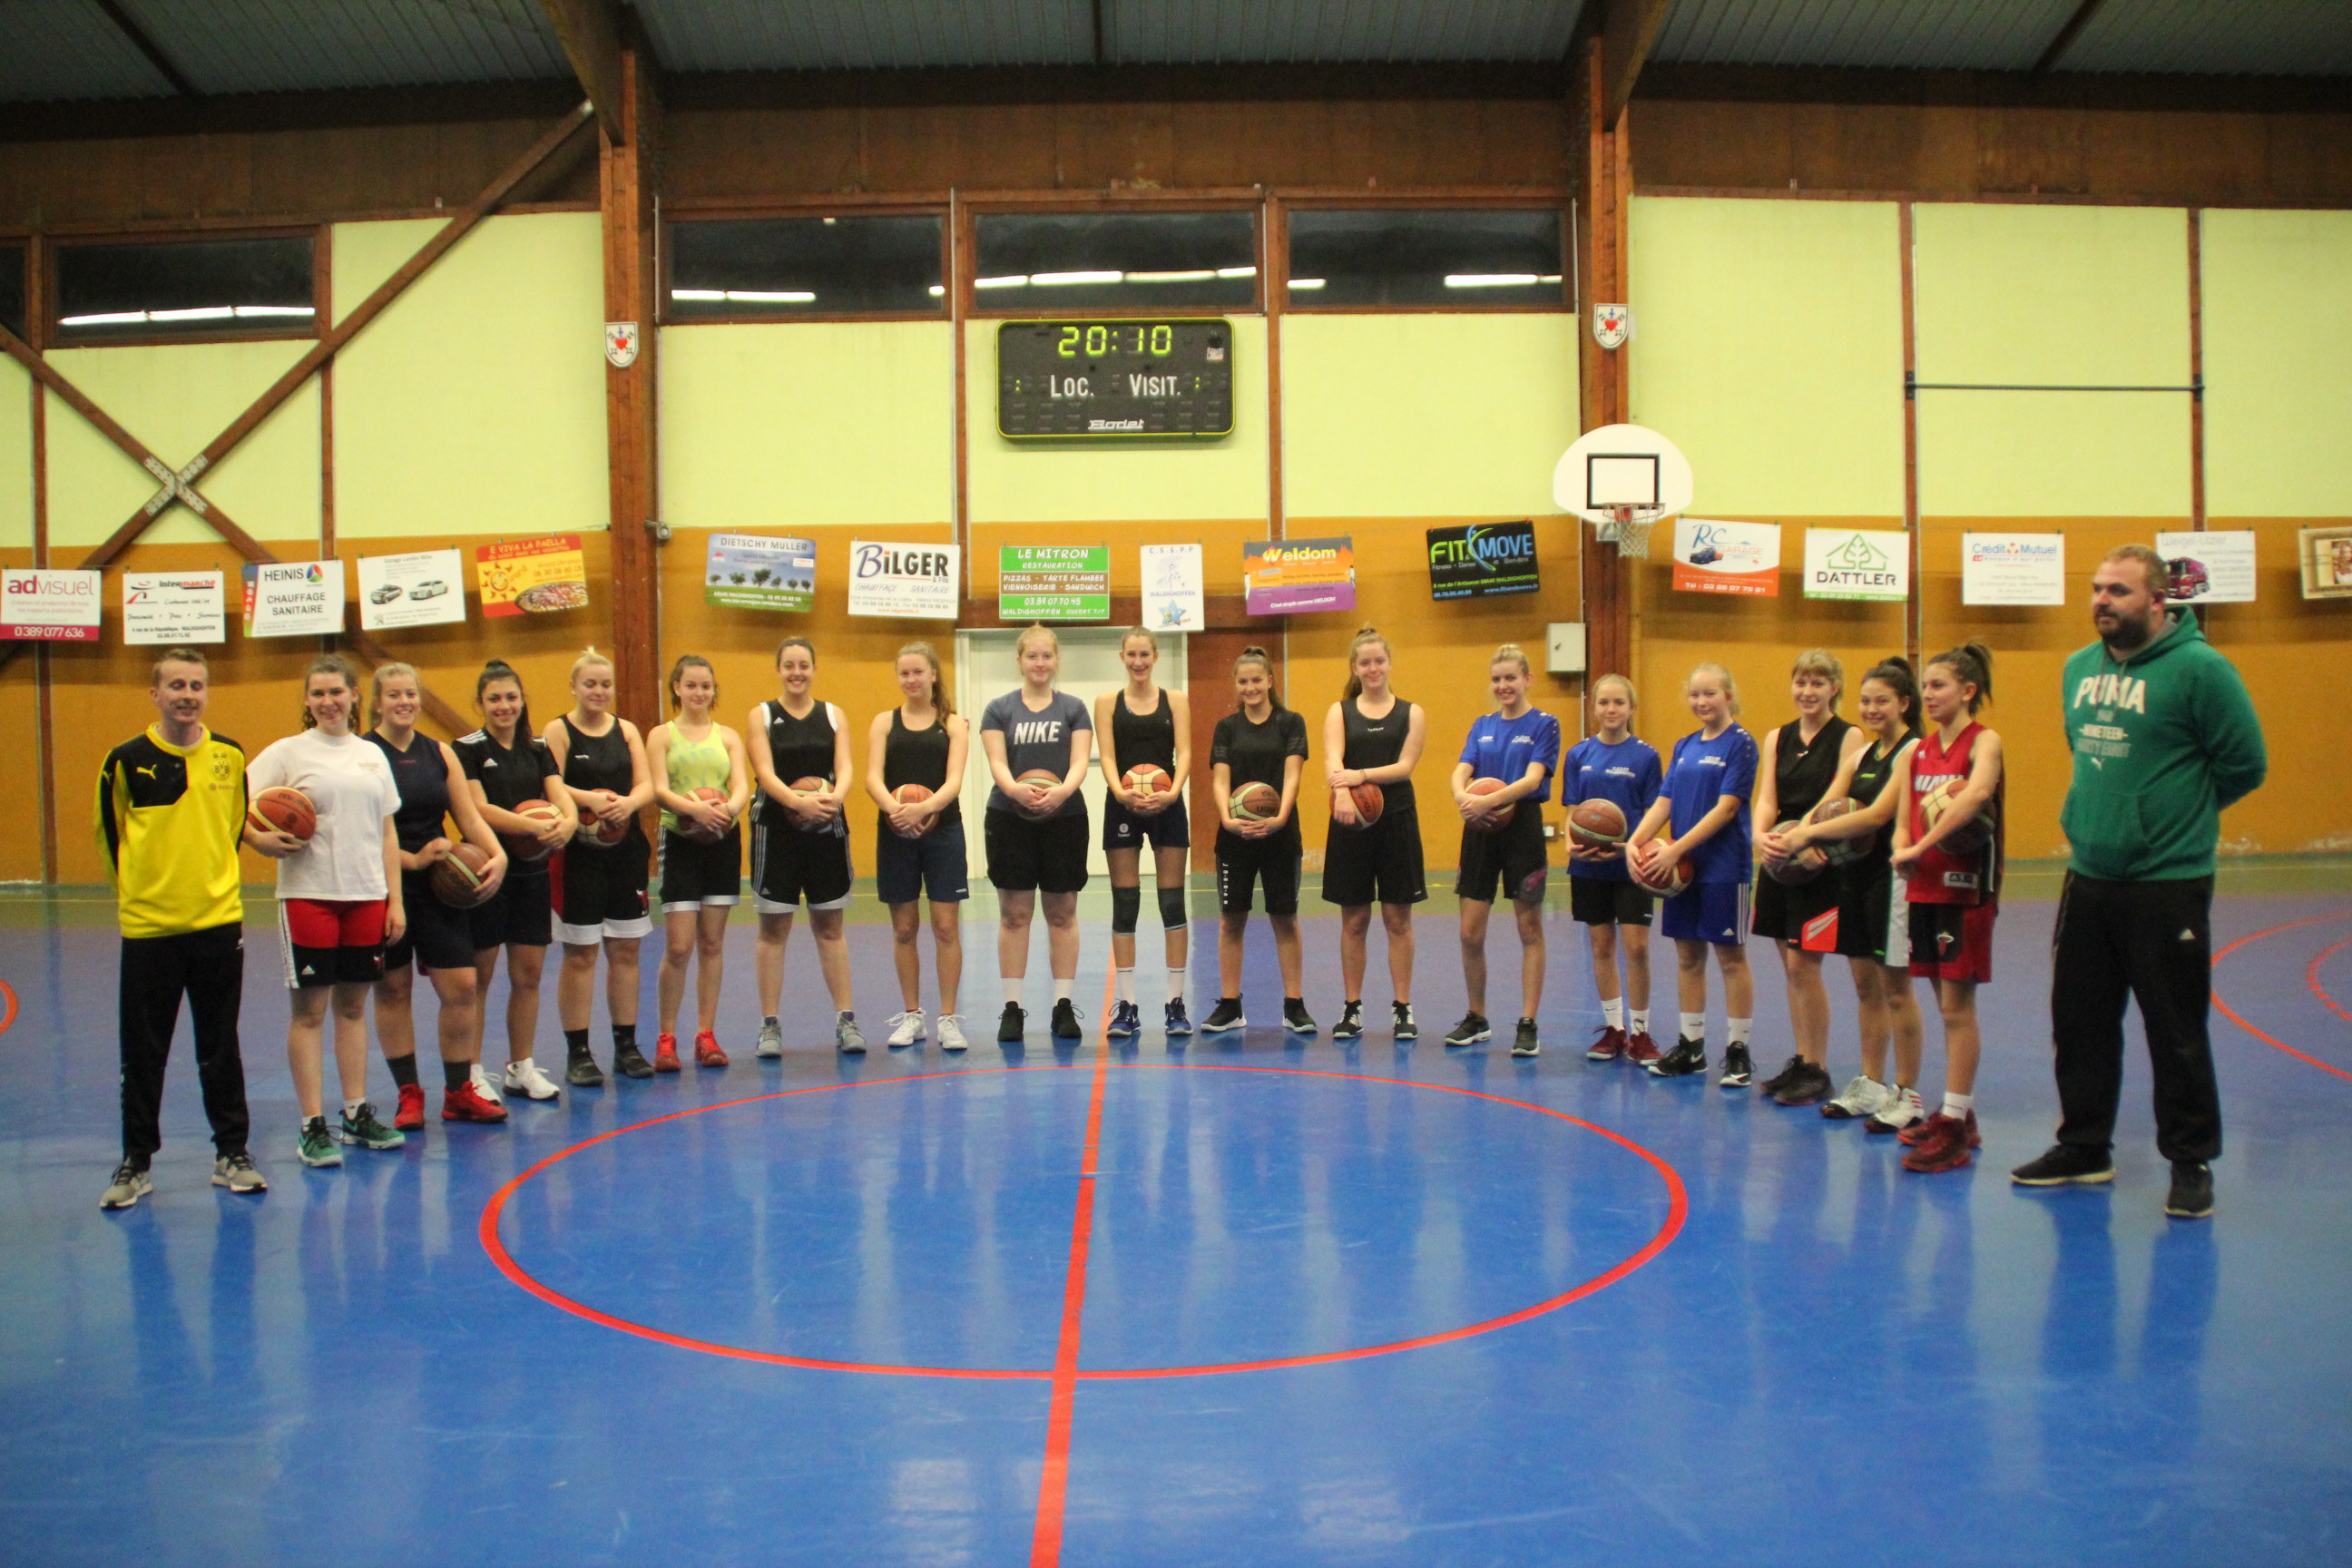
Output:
[247, 729, 401, 902]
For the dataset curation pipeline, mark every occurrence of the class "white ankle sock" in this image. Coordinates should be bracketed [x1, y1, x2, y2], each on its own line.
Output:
[1679, 1012, 1705, 1040]
[1167, 967, 1188, 1003]
[1054, 977, 1073, 1002]
[1003, 975, 1022, 1008]
[1631, 1008, 1651, 1034]
[1728, 1016, 1753, 1045]
[1115, 967, 1134, 1003]
[1944, 1092, 1974, 1117]
[1602, 997, 1624, 1029]
[342, 1098, 366, 1119]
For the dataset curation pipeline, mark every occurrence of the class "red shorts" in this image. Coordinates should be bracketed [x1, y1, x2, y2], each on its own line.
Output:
[279, 897, 388, 989]
[1908, 899, 1994, 985]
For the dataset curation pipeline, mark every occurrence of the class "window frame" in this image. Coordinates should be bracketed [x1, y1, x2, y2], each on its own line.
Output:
[959, 194, 1265, 320]
[0, 234, 27, 344]
[1273, 194, 1573, 315]
[660, 199, 954, 327]
[44, 225, 328, 349]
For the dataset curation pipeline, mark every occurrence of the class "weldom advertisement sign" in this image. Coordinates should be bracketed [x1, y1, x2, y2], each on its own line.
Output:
[1802, 528, 1909, 602]
[1243, 536, 1355, 615]
[1427, 521, 1539, 601]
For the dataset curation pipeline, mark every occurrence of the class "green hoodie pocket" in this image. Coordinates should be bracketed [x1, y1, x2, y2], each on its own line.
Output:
[2062, 788, 2147, 877]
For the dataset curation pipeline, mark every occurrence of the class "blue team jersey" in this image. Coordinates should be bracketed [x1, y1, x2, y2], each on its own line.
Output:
[1457, 708, 1563, 804]
[1663, 724, 1759, 886]
[1563, 734, 1662, 883]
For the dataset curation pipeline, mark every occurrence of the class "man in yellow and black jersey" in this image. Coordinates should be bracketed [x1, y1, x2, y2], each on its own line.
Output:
[94, 647, 269, 1209]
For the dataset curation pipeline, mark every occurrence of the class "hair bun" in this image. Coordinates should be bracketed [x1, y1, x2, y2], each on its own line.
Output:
[1240, 644, 1269, 661]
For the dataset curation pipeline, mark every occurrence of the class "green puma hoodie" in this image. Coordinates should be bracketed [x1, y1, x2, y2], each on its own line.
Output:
[2059, 607, 2266, 881]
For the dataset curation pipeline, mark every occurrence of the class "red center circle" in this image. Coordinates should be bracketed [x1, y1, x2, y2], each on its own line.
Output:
[478, 1063, 1689, 1380]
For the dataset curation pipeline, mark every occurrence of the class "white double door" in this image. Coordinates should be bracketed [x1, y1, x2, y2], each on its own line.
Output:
[953, 629, 1188, 881]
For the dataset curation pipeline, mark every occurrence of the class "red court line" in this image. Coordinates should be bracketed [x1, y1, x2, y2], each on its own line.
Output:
[0, 979, 15, 1037]
[2308, 937, 2352, 1024]
[2212, 915, 2352, 1083]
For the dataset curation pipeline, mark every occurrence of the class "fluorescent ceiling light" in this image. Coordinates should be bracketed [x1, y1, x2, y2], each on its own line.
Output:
[234, 304, 314, 318]
[1445, 274, 1543, 289]
[975, 275, 1028, 289]
[927, 285, 945, 296]
[725, 289, 815, 303]
[1216, 266, 1257, 278]
[671, 289, 725, 301]
[1125, 270, 1215, 283]
[1289, 279, 1327, 290]
[58, 311, 147, 327]
[1029, 270, 1122, 286]
[59, 304, 310, 326]
[149, 306, 236, 320]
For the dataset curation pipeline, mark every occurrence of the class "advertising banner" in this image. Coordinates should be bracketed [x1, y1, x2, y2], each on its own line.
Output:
[1244, 535, 1356, 615]
[847, 540, 959, 620]
[999, 545, 1110, 621]
[242, 560, 346, 638]
[1801, 528, 1910, 602]
[1961, 534, 2066, 606]
[1671, 519, 1781, 597]
[2153, 529, 2255, 604]
[122, 570, 225, 645]
[1426, 520, 1540, 601]
[358, 548, 467, 632]
[0, 568, 103, 642]
[1141, 543, 1204, 632]
[704, 534, 816, 612]
[475, 534, 589, 618]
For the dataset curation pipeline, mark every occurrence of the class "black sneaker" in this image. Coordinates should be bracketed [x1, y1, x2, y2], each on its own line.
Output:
[1511, 1019, 1540, 1057]
[565, 1045, 605, 1088]
[1718, 1044, 1754, 1088]
[1050, 999, 1084, 1040]
[1648, 1037, 1708, 1078]
[1201, 998, 1245, 1033]
[1771, 1060, 1834, 1106]
[2010, 1143, 2115, 1186]
[1758, 1054, 1806, 1097]
[1392, 1002, 1418, 1040]
[1164, 997, 1194, 1036]
[1444, 1013, 1491, 1047]
[612, 1041, 656, 1080]
[1106, 1000, 1141, 1039]
[998, 1003, 1026, 1044]
[1282, 999, 1318, 1036]
[2165, 1161, 2213, 1219]
[1331, 1002, 1365, 1040]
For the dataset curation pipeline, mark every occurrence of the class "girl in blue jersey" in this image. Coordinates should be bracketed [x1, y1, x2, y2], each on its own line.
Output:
[1446, 644, 1564, 1057]
[1563, 674, 1663, 1065]
[1627, 662, 1759, 1085]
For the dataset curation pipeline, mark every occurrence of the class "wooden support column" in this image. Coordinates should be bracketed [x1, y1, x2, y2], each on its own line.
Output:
[600, 44, 662, 730]
[1575, 37, 1632, 691]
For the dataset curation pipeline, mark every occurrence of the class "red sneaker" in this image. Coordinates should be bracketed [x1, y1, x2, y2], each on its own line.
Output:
[1585, 1026, 1628, 1062]
[1900, 1108, 1980, 1149]
[393, 1083, 426, 1132]
[1623, 1030, 1662, 1066]
[694, 1031, 729, 1068]
[1901, 1113, 1974, 1173]
[652, 1033, 681, 1073]
[442, 1079, 509, 1122]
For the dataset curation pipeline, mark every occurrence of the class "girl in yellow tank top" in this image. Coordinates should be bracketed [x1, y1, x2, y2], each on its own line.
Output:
[647, 655, 751, 1070]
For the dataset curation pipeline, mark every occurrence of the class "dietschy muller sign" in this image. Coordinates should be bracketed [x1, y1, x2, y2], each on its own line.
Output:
[847, 540, 959, 620]
[1427, 520, 1539, 601]
[0, 568, 103, 641]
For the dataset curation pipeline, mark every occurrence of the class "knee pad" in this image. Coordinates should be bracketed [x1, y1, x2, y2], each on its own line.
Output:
[1159, 887, 1190, 930]
[1111, 884, 1142, 935]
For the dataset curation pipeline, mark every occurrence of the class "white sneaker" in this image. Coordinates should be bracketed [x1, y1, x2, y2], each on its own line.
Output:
[936, 1014, 968, 1053]
[503, 1057, 561, 1102]
[886, 1009, 926, 1047]
[1822, 1074, 1889, 1121]
[1866, 1085, 1926, 1135]
[470, 1062, 507, 1107]
[756, 1020, 784, 1058]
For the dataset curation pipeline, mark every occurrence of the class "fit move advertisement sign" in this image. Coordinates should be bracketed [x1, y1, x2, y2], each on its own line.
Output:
[122, 570, 225, 645]
[1801, 528, 1910, 602]
[2153, 530, 2255, 604]
[704, 534, 816, 613]
[475, 534, 589, 618]
[0, 568, 103, 642]
[358, 548, 467, 632]
[1141, 543, 1204, 632]
[999, 545, 1110, 621]
[847, 540, 959, 620]
[1671, 519, 1781, 597]
[1427, 520, 1540, 601]
[242, 560, 346, 638]
[1244, 535, 1356, 615]
[1961, 534, 2066, 606]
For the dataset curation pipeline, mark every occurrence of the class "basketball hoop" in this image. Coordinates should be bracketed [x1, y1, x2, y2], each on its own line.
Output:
[1553, 424, 1691, 566]
[1598, 505, 1661, 559]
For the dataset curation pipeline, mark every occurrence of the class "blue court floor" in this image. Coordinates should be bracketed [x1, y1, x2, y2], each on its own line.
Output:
[2, 877, 2348, 1567]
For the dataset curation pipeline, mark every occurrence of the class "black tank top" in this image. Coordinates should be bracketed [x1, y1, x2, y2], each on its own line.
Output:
[759, 700, 838, 828]
[1342, 694, 1416, 812]
[1844, 729, 1920, 877]
[1110, 688, 1177, 778]
[559, 713, 646, 851]
[881, 708, 959, 829]
[364, 730, 451, 854]
[1773, 715, 1850, 823]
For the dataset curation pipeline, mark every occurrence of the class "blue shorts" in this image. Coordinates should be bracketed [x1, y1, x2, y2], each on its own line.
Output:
[1660, 880, 1749, 946]
[875, 814, 969, 906]
[1102, 795, 1191, 853]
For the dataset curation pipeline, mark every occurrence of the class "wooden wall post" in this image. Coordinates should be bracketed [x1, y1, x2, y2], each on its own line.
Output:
[600, 44, 662, 730]
[1576, 38, 1632, 691]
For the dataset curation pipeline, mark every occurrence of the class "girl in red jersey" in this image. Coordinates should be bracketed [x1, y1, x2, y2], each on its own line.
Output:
[1886, 643, 2004, 1174]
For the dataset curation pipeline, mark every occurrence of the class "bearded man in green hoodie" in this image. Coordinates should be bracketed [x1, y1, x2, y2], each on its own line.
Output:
[2012, 544, 2266, 1219]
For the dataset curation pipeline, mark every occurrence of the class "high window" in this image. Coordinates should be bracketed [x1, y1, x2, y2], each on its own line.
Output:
[0, 246, 24, 340]
[973, 211, 1257, 312]
[54, 235, 317, 342]
[668, 214, 946, 318]
[1286, 209, 1564, 308]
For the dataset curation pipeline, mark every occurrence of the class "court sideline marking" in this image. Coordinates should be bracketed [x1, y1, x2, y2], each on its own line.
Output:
[2212, 914, 2352, 1083]
[2308, 936, 2351, 1024]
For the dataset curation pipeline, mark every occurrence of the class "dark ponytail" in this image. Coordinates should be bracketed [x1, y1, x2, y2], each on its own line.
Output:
[476, 659, 531, 738]
[1926, 642, 1994, 714]
[1235, 644, 1284, 711]
[1861, 654, 1919, 730]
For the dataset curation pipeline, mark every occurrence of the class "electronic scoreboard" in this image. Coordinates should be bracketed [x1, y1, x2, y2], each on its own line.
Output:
[995, 318, 1234, 439]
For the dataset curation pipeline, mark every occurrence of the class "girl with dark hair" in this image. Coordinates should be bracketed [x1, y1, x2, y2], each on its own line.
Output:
[650, 654, 751, 1071]
[1096, 627, 1194, 1039]
[1566, 674, 1663, 1064]
[1321, 625, 1427, 1041]
[865, 641, 972, 1050]
[1206, 646, 1313, 1035]
[749, 636, 860, 1054]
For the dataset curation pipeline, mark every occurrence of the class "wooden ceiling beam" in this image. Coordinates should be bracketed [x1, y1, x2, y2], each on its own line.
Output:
[2035, 0, 2116, 75]
[89, 0, 201, 100]
[537, 0, 632, 144]
[1599, 0, 1679, 129]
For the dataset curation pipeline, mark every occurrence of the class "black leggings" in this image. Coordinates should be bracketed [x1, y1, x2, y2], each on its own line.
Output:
[120, 923, 250, 1161]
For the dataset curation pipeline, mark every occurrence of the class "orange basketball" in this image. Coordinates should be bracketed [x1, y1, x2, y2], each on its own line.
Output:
[502, 799, 563, 863]
[889, 782, 935, 838]
[789, 776, 835, 832]
[1568, 799, 1626, 848]
[587, 807, 632, 847]
[1804, 798, 1864, 867]
[1465, 776, 1510, 832]
[428, 841, 497, 908]
[1766, 820, 1829, 886]
[1630, 844, 1694, 897]
[1348, 780, 1384, 825]
[1016, 769, 1063, 815]
[1922, 779, 1995, 856]
[1123, 764, 1171, 799]
[682, 786, 731, 844]
[247, 786, 316, 841]
[1230, 780, 1279, 821]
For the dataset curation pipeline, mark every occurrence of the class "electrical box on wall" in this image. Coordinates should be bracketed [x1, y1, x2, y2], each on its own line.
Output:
[1546, 622, 1587, 674]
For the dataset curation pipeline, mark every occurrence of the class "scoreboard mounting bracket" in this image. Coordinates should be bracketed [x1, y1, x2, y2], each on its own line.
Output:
[996, 318, 1234, 440]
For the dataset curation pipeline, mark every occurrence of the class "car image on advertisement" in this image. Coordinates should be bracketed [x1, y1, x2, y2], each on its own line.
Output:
[368, 583, 403, 604]
[407, 580, 449, 601]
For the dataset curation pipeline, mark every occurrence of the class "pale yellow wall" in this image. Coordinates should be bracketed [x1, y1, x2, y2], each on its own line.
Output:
[0, 357, 29, 550]
[1280, 312, 1577, 518]
[965, 314, 1269, 524]
[1627, 196, 1905, 516]
[2201, 208, 2352, 517]
[1916, 390, 2191, 516]
[44, 341, 321, 547]
[660, 320, 953, 531]
[1913, 203, 2191, 386]
[331, 211, 607, 538]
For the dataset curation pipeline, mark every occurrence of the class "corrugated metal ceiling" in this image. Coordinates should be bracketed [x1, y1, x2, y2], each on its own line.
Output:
[634, 0, 1094, 72]
[0, 0, 177, 103]
[1651, 0, 2082, 72]
[1101, 0, 1585, 64]
[2063, 0, 2352, 78]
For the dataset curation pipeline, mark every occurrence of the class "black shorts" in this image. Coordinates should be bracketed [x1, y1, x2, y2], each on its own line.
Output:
[1217, 826, 1301, 916]
[1455, 801, 1549, 905]
[386, 868, 477, 974]
[985, 808, 1090, 895]
[552, 830, 652, 944]
[1828, 861, 1897, 962]
[1909, 898, 1995, 985]
[1570, 873, 1653, 927]
[469, 869, 553, 951]
[1753, 861, 1844, 944]
[658, 826, 744, 909]
[1320, 807, 1427, 907]
[877, 814, 969, 906]
[751, 815, 855, 912]
[1102, 795, 1191, 853]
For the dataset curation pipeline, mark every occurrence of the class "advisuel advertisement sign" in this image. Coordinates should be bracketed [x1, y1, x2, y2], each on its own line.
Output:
[1426, 521, 1539, 601]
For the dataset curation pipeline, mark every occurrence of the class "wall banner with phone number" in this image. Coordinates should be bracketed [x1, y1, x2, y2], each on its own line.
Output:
[476, 535, 590, 617]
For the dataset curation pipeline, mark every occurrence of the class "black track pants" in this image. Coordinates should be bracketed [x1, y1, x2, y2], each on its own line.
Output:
[119, 923, 250, 1162]
[2048, 872, 2220, 1162]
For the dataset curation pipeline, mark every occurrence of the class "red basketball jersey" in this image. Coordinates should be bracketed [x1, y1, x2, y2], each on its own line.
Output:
[1906, 721, 2002, 907]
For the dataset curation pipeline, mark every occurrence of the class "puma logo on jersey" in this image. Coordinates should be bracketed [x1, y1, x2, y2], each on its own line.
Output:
[135, 765, 157, 779]
[2072, 673, 2147, 713]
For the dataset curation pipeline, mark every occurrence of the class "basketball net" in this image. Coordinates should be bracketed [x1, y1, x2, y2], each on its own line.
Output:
[1599, 505, 1660, 559]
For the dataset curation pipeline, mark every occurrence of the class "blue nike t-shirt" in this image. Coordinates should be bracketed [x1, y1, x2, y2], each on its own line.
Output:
[1457, 708, 1563, 804]
[1662, 724, 1758, 885]
[1563, 734, 1662, 883]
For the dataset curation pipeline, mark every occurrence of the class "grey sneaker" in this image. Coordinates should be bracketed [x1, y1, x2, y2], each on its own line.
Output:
[211, 1152, 267, 1194]
[1823, 1074, 1892, 1121]
[836, 1013, 867, 1054]
[101, 1160, 152, 1210]
[756, 1020, 784, 1058]
[337, 1102, 406, 1151]
[298, 1117, 342, 1167]
[1511, 1018, 1540, 1057]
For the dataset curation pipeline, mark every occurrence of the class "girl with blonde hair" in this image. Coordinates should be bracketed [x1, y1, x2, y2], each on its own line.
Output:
[649, 653, 752, 1070]
[1445, 643, 1563, 1056]
[1096, 627, 1195, 1039]
[864, 641, 973, 1050]
[1563, 673, 1663, 1064]
[1320, 625, 1427, 1041]
[544, 647, 656, 1084]
[978, 624, 1094, 1044]
[748, 636, 860, 1054]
